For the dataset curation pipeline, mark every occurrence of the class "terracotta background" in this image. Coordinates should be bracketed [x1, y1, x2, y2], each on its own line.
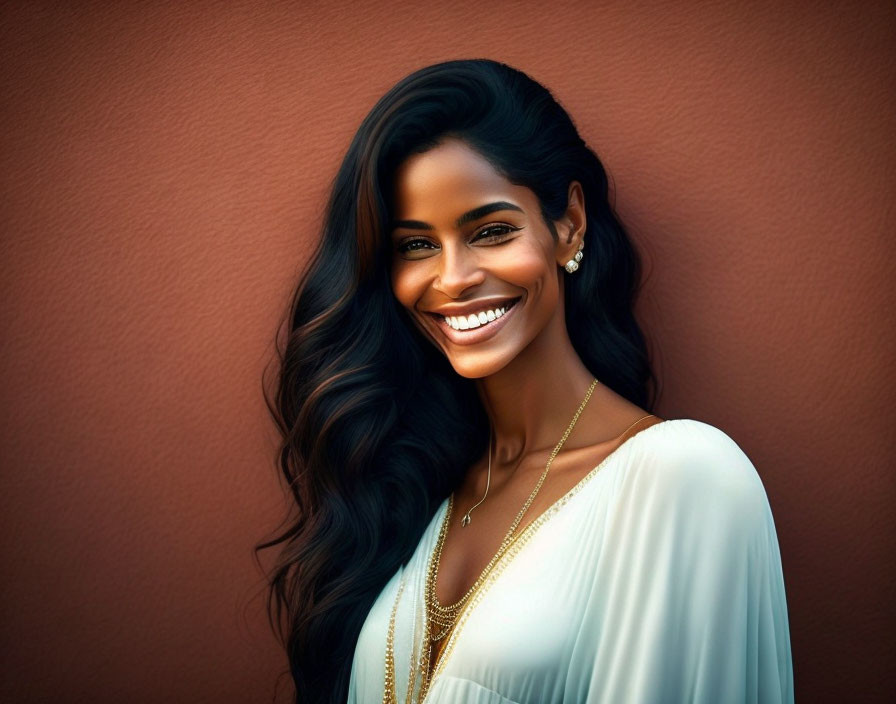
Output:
[1, 1, 893, 702]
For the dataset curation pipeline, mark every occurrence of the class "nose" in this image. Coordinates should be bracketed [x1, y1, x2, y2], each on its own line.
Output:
[432, 240, 486, 298]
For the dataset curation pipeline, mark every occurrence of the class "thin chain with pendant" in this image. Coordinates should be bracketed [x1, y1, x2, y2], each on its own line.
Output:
[381, 378, 599, 703]
[459, 424, 491, 527]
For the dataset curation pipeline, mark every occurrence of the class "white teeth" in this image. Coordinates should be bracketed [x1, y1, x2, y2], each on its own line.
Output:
[441, 302, 514, 331]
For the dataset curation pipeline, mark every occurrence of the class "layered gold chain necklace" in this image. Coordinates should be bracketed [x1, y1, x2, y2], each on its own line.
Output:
[382, 378, 600, 703]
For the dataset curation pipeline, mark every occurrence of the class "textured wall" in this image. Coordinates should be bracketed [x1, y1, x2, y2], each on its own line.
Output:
[1, 1, 893, 702]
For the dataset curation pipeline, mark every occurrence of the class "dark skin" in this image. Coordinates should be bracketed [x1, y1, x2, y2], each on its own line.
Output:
[389, 138, 663, 678]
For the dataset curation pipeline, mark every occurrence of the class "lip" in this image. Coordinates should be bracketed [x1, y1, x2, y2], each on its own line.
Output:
[426, 296, 522, 347]
[427, 296, 520, 318]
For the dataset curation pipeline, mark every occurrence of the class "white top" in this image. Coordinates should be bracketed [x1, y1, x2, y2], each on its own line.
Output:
[348, 419, 794, 703]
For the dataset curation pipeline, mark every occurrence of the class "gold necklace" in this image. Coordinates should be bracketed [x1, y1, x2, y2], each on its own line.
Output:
[459, 424, 492, 527]
[381, 378, 599, 703]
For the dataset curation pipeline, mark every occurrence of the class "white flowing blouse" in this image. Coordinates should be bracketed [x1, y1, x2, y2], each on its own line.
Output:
[348, 418, 794, 703]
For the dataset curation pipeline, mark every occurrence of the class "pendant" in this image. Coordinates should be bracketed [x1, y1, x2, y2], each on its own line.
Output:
[461, 512, 471, 527]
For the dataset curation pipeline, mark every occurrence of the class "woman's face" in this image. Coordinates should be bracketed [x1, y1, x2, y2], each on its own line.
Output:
[389, 137, 584, 379]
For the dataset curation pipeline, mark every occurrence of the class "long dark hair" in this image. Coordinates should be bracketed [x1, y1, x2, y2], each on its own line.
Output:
[255, 58, 658, 703]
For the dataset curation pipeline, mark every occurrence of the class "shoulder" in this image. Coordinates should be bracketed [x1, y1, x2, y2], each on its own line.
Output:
[628, 418, 772, 526]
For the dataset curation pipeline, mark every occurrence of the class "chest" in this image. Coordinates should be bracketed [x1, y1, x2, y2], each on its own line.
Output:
[433, 446, 612, 608]
[428, 489, 604, 687]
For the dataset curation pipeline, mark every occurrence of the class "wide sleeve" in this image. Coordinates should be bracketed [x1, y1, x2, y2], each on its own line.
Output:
[588, 421, 794, 703]
[646, 422, 794, 703]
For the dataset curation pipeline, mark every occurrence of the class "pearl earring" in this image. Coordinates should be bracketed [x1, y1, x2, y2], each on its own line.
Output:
[564, 240, 584, 273]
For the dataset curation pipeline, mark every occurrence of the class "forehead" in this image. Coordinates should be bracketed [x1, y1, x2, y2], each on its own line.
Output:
[392, 138, 536, 218]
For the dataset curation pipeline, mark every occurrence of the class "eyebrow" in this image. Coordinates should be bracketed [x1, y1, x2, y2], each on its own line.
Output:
[391, 201, 524, 232]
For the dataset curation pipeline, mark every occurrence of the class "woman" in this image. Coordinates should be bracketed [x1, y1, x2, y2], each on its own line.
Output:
[258, 59, 794, 703]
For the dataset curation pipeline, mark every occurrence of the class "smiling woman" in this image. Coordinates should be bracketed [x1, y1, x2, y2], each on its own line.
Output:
[256, 59, 793, 704]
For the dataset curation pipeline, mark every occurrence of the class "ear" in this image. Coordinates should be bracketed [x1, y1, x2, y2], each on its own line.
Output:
[553, 180, 586, 269]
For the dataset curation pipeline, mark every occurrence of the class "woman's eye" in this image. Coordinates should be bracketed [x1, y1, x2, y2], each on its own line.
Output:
[396, 238, 435, 253]
[472, 224, 519, 242]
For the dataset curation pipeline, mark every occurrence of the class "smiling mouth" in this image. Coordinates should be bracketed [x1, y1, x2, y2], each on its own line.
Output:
[426, 296, 522, 332]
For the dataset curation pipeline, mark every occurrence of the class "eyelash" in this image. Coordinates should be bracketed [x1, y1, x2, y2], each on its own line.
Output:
[396, 225, 520, 253]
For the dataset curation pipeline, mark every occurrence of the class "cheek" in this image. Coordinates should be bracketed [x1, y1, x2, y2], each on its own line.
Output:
[496, 240, 555, 296]
[389, 261, 424, 310]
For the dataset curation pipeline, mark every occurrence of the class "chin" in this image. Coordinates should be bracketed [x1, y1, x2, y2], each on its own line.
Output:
[444, 351, 515, 380]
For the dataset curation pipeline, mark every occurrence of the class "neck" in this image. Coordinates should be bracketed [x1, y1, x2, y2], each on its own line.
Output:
[473, 299, 596, 467]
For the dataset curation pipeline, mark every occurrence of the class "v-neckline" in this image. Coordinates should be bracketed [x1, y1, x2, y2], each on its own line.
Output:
[438, 417, 673, 599]
[504, 417, 674, 545]
[423, 418, 676, 693]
